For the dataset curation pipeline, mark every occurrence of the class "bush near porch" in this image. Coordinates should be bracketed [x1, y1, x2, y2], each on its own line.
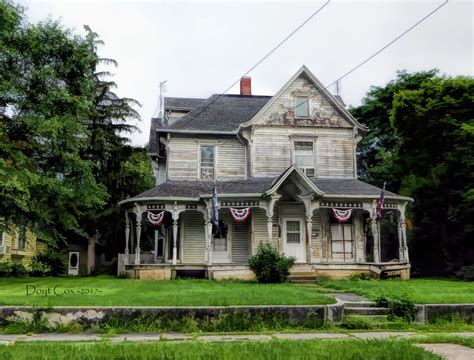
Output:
[319, 278, 474, 304]
[0, 276, 334, 307]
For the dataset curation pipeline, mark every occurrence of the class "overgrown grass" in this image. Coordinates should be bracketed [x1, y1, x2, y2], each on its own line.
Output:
[319, 278, 474, 304]
[0, 339, 442, 360]
[0, 276, 334, 306]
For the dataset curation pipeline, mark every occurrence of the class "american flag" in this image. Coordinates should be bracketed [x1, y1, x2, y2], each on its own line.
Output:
[211, 184, 219, 227]
[376, 182, 386, 221]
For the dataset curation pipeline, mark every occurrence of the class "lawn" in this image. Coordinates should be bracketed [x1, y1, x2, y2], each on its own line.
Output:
[0, 340, 441, 360]
[0, 276, 334, 306]
[319, 278, 474, 304]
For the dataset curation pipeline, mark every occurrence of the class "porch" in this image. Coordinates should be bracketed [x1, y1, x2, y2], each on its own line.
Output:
[118, 166, 412, 280]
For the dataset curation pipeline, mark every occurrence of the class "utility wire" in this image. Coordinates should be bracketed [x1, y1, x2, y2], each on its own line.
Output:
[284, 0, 449, 117]
[188, 0, 331, 119]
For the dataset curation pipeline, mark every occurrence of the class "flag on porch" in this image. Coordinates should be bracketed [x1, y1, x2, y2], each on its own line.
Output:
[376, 181, 386, 221]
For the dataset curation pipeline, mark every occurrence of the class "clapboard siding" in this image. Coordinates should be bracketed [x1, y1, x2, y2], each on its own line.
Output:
[231, 220, 251, 263]
[311, 210, 322, 260]
[251, 207, 279, 251]
[251, 127, 355, 178]
[168, 138, 198, 180]
[167, 137, 246, 181]
[182, 211, 206, 263]
[217, 139, 246, 180]
[0, 227, 38, 264]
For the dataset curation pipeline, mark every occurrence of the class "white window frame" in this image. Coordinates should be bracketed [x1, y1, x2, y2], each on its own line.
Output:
[16, 226, 26, 250]
[199, 144, 217, 181]
[294, 95, 310, 118]
[330, 223, 354, 262]
[291, 138, 316, 177]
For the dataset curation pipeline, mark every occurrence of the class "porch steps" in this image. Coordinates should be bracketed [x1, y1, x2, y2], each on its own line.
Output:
[289, 272, 318, 284]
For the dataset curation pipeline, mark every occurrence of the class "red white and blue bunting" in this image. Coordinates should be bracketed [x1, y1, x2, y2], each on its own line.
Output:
[147, 211, 165, 227]
[332, 208, 353, 223]
[229, 208, 251, 222]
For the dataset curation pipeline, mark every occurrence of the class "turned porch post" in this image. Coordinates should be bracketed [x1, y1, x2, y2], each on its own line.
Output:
[171, 202, 182, 266]
[124, 212, 130, 264]
[134, 208, 143, 265]
[299, 195, 315, 264]
[398, 202, 409, 263]
[370, 201, 381, 263]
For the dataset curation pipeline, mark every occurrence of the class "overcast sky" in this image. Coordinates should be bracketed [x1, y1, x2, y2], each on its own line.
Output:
[20, 0, 473, 146]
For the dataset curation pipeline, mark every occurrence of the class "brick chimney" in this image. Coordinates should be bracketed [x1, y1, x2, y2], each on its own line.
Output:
[240, 76, 252, 96]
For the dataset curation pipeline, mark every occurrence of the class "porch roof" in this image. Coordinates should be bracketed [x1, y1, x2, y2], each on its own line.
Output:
[121, 177, 411, 205]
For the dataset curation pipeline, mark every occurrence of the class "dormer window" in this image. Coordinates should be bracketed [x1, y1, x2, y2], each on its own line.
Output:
[294, 141, 315, 177]
[294, 96, 309, 117]
[200, 145, 215, 180]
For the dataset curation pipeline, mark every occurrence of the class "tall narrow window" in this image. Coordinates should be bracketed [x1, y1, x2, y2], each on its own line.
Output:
[17, 225, 26, 250]
[294, 141, 315, 177]
[200, 145, 215, 180]
[0, 231, 3, 246]
[294, 96, 309, 117]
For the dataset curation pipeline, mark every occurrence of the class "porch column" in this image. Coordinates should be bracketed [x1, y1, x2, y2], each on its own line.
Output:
[171, 201, 180, 265]
[154, 229, 158, 263]
[206, 220, 213, 265]
[370, 201, 381, 263]
[124, 212, 130, 265]
[299, 195, 315, 264]
[134, 210, 142, 265]
[399, 203, 409, 263]
[265, 194, 281, 244]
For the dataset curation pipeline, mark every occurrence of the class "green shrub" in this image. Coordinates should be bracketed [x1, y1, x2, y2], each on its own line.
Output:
[455, 265, 474, 281]
[29, 260, 52, 277]
[35, 249, 65, 276]
[375, 297, 417, 322]
[10, 261, 29, 277]
[248, 243, 295, 283]
[0, 261, 13, 277]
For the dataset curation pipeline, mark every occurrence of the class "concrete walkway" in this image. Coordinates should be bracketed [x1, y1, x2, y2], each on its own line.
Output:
[0, 331, 473, 345]
[417, 343, 474, 360]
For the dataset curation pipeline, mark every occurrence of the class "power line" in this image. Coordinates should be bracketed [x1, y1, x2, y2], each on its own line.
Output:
[188, 0, 331, 119]
[278, 0, 449, 118]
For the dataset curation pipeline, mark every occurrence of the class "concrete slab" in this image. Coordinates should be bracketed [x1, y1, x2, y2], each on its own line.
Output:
[447, 332, 474, 338]
[350, 331, 418, 339]
[0, 335, 24, 342]
[417, 343, 474, 360]
[273, 332, 349, 340]
[327, 293, 368, 302]
[199, 334, 272, 342]
[22, 334, 101, 342]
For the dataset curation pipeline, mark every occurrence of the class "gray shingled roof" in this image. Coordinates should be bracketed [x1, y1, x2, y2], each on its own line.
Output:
[126, 177, 405, 201]
[167, 94, 272, 132]
[164, 97, 206, 110]
[148, 117, 162, 154]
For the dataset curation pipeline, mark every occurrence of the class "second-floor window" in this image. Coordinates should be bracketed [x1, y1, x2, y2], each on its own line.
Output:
[201, 145, 215, 180]
[294, 96, 309, 117]
[294, 141, 315, 177]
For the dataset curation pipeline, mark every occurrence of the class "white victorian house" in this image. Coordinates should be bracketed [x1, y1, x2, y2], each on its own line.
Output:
[119, 66, 412, 280]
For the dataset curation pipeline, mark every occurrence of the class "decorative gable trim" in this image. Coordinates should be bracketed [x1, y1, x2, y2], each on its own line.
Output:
[265, 164, 324, 197]
[239, 65, 368, 132]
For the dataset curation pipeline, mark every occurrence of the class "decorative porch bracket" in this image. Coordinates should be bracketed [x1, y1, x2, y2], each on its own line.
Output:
[265, 194, 281, 244]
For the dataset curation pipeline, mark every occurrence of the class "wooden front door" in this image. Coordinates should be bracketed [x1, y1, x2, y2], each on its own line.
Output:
[283, 218, 305, 263]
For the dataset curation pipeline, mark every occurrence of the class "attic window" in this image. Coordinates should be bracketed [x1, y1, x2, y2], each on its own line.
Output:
[200, 145, 215, 180]
[294, 96, 309, 117]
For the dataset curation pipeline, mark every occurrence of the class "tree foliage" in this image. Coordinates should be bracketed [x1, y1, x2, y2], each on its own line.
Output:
[353, 71, 474, 276]
[390, 76, 474, 275]
[0, 1, 154, 253]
